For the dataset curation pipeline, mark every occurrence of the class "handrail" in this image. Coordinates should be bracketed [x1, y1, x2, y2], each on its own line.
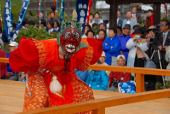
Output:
[0, 58, 9, 63]
[16, 89, 170, 114]
[88, 65, 170, 76]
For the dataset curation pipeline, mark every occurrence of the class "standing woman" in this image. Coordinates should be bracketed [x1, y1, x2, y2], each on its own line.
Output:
[103, 27, 121, 65]
[126, 27, 148, 68]
[97, 29, 106, 43]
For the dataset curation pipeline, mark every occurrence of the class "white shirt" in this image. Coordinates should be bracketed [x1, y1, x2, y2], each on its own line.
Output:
[48, 28, 54, 34]
[132, 13, 136, 17]
[54, 27, 59, 32]
[22, 26, 28, 29]
[117, 18, 119, 24]
[126, 20, 131, 24]
[82, 34, 87, 38]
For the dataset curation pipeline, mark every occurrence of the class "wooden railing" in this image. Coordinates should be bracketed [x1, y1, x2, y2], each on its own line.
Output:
[1, 58, 170, 114]
[16, 89, 170, 114]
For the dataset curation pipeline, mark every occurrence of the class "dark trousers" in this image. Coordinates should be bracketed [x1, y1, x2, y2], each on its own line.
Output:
[134, 56, 144, 67]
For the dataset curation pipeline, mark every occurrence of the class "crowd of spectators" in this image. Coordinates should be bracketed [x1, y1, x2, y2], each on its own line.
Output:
[79, 6, 170, 92]
[0, 5, 170, 92]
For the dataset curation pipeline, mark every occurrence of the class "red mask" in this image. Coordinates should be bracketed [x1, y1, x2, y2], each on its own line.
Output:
[60, 27, 81, 53]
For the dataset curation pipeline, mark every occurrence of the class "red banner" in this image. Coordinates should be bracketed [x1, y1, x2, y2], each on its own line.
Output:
[54, 0, 56, 7]
[86, 0, 92, 25]
[164, 3, 167, 16]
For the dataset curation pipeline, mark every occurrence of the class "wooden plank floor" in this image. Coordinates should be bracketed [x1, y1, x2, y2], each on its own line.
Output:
[0, 80, 170, 114]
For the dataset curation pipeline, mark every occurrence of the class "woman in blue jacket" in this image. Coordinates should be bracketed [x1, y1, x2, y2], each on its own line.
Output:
[103, 27, 121, 65]
[86, 70, 109, 91]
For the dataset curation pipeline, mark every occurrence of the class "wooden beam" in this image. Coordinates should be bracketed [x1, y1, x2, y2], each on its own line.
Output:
[16, 89, 170, 114]
[153, 2, 161, 25]
[109, 0, 117, 28]
[0, 58, 9, 63]
[92, 108, 105, 114]
[88, 65, 170, 76]
[136, 73, 145, 93]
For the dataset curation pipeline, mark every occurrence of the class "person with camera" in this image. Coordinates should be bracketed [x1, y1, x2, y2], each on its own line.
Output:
[126, 27, 148, 68]
[145, 26, 157, 57]
[108, 55, 131, 91]
[152, 19, 170, 84]
[86, 59, 109, 91]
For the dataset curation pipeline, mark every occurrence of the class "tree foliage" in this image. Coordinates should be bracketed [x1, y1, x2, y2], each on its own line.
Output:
[16, 25, 55, 43]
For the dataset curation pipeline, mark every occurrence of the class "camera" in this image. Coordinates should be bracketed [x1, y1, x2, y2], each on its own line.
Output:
[162, 47, 166, 51]
[97, 60, 101, 64]
[148, 34, 152, 38]
[135, 35, 140, 39]
[112, 79, 120, 87]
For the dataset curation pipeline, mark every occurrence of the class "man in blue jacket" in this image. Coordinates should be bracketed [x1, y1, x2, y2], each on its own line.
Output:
[117, 24, 132, 61]
[103, 27, 121, 65]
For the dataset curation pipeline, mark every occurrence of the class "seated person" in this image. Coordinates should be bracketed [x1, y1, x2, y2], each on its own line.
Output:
[54, 20, 60, 32]
[0, 48, 7, 79]
[86, 62, 109, 91]
[47, 11, 58, 23]
[82, 25, 92, 38]
[7, 42, 18, 81]
[108, 55, 131, 91]
[41, 19, 47, 29]
[97, 29, 106, 43]
[19, 72, 26, 82]
[0, 27, 4, 46]
[92, 23, 98, 39]
[22, 18, 29, 29]
[86, 30, 95, 38]
[46, 20, 58, 38]
[99, 51, 111, 76]
[76, 69, 88, 82]
[117, 26, 123, 36]
[47, 20, 57, 33]
[29, 20, 35, 26]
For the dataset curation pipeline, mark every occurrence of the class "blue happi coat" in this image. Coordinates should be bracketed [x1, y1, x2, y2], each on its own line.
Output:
[103, 36, 121, 65]
[117, 34, 132, 61]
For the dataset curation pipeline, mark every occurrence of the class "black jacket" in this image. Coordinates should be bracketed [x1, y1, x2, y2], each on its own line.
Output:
[152, 32, 170, 66]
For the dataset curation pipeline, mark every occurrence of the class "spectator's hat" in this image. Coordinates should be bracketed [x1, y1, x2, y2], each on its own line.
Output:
[147, 25, 157, 33]
[117, 55, 125, 61]
[133, 27, 142, 34]
[101, 51, 106, 59]
[147, 9, 153, 13]
[133, 23, 140, 30]
[9, 41, 18, 47]
[123, 24, 131, 29]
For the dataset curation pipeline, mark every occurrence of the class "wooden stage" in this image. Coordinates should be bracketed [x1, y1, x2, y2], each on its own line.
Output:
[0, 80, 170, 114]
